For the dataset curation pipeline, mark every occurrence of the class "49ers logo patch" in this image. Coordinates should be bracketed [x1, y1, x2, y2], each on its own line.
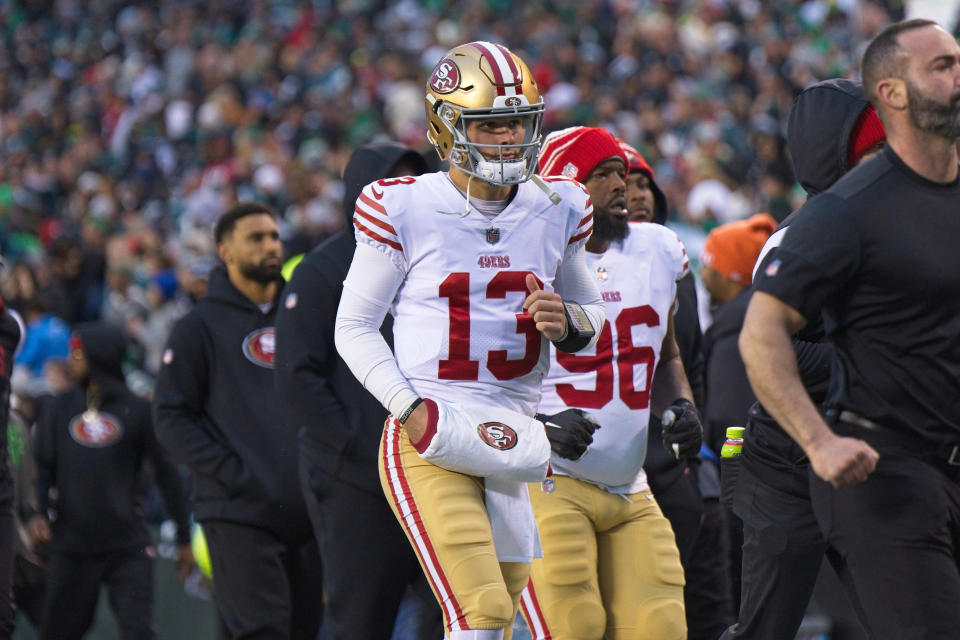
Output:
[242, 327, 276, 369]
[477, 422, 518, 451]
[429, 59, 461, 94]
[69, 412, 123, 447]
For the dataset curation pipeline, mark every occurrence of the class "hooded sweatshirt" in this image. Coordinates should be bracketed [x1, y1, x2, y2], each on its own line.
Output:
[34, 323, 190, 554]
[746, 79, 876, 482]
[154, 267, 310, 541]
[274, 143, 427, 496]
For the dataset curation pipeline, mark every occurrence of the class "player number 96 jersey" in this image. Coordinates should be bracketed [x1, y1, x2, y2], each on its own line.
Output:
[539, 222, 689, 491]
[353, 171, 594, 417]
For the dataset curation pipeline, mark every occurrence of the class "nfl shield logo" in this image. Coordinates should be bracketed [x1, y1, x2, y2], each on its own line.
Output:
[486, 228, 500, 244]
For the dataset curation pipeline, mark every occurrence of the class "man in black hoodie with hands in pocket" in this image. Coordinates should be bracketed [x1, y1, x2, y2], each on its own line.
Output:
[154, 202, 322, 639]
[275, 143, 443, 640]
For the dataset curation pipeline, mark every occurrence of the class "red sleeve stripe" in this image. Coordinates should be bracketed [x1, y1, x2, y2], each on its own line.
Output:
[577, 213, 593, 228]
[569, 225, 592, 244]
[354, 205, 397, 235]
[584, 198, 592, 210]
[358, 192, 387, 215]
[354, 218, 403, 252]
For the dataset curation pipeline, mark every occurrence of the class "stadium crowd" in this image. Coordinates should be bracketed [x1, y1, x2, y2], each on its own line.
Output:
[0, 0, 941, 638]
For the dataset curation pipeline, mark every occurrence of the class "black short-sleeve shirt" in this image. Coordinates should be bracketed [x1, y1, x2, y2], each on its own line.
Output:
[753, 146, 960, 444]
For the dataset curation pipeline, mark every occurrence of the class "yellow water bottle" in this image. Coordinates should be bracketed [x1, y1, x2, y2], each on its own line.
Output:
[721, 426, 745, 458]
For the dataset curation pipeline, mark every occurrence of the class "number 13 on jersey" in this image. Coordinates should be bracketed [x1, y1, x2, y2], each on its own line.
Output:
[438, 270, 544, 382]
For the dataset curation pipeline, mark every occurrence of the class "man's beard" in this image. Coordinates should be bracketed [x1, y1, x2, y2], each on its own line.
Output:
[906, 80, 960, 139]
[240, 260, 281, 283]
[591, 209, 629, 244]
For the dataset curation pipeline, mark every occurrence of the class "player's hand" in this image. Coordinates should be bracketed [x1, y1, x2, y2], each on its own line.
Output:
[536, 408, 600, 460]
[807, 434, 878, 488]
[661, 398, 703, 460]
[401, 401, 430, 445]
[176, 543, 196, 582]
[27, 514, 51, 545]
[524, 274, 566, 341]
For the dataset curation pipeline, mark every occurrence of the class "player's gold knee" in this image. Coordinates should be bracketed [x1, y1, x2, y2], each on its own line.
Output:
[634, 596, 686, 640]
[557, 596, 606, 640]
[539, 515, 594, 586]
[469, 584, 515, 628]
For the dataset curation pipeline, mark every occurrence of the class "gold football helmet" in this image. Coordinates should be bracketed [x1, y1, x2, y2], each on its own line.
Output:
[425, 42, 544, 185]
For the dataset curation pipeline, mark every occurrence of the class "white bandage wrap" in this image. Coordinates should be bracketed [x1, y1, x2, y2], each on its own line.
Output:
[413, 399, 551, 483]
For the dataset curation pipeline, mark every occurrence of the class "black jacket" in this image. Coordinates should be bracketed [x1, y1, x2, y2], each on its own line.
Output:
[34, 323, 190, 554]
[153, 268, 310, 541]
[702, 288, 754, 455]
[746, 79, 872, 471]
[274, 143, 426, 497]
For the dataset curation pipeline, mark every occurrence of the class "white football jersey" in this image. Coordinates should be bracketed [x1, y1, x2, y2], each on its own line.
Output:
[353, 171, 594, 417]
[539, 222, 689, 492]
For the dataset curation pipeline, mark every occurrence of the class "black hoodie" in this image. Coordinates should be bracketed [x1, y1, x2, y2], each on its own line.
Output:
[745, 79, 873, 481]
[274, 143, 427, 497]
[154, 267, 310, 541]
[34, 323, 190, 554]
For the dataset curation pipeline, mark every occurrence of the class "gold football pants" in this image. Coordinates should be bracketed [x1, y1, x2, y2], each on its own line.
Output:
[520, 475, 686, 640]
[379, 418, 529, 638]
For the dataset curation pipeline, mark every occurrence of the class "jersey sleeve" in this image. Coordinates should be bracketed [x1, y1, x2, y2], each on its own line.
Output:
[352, 181, 407, 271]
[545, 177, 594, 248]
[752, 193, 860, 323]
[659, 225, 690, 282]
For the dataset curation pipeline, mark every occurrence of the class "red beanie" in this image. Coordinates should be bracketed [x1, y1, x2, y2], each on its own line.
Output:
[538, 127, 627, 183]
[848, 105, 885, 167]
[618, 140, 656, 179]
[701, 213, 778, 285]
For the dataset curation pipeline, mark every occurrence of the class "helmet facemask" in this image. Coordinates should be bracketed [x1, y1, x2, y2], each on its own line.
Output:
[431, 98, 544, 186]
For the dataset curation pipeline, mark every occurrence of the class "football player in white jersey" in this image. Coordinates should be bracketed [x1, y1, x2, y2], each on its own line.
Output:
[520, 128, 703, 640]
[334, 43, 605, 640]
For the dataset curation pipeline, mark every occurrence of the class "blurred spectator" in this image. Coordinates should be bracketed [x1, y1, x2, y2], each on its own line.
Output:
[13, 297, 70, 383]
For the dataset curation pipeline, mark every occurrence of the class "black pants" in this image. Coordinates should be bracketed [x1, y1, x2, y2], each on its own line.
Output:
[40, 548, 154, 640]
[720, 460, 855, 640]
[810, 444, 960, 640]
[301, 452, 442, 640]
[653, 468, 734, 640]
[202, 520, 323, 640]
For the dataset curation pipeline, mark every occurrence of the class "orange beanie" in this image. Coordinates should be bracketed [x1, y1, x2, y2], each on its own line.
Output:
[701, 213, 778, 284]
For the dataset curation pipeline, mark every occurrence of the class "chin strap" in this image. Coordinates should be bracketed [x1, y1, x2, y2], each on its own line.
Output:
[531, 174, 563, 205]
[462, 173, 474, 217]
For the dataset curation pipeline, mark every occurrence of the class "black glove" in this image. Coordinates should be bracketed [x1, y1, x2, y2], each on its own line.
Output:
[661, 398, 703, 460]
[536, 408, 600, 460]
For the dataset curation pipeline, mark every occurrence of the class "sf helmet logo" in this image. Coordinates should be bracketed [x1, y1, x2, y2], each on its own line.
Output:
[430, 59, 461, 94]
[69, 412, 123, 447]
[242, 327, 276, 369]
[504, 96, 522, 107]
[477, 422, 518, 451]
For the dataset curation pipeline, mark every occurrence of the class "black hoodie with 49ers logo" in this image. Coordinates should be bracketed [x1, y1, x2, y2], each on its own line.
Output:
[153, 267, 310, 543]
[34, 323, 191, 554]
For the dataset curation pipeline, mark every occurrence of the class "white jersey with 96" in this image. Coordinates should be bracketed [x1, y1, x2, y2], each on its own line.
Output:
[353, 171, 594, 417]
[539, 221, 689, 493]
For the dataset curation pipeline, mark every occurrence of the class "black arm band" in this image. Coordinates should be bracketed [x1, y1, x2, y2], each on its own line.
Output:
[398, 398, 423, 425]
[552, 301, 595, 353]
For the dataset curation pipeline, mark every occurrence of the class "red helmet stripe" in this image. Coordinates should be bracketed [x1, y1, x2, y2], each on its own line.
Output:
[470, 41, 507, 96]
